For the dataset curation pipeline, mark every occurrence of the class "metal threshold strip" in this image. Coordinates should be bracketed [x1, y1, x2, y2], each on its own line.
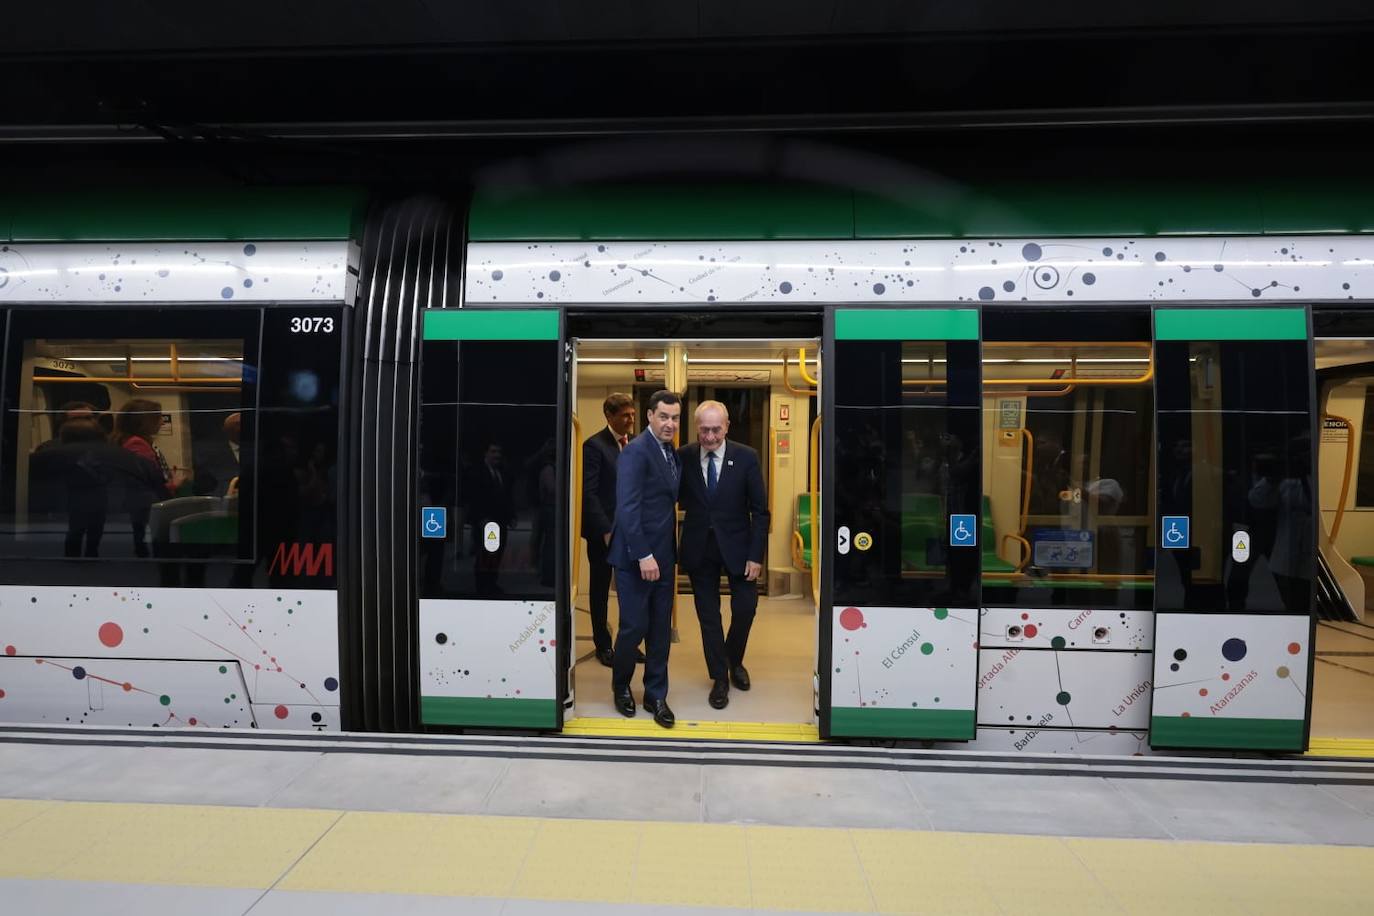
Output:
[1, 724, 1373, 785]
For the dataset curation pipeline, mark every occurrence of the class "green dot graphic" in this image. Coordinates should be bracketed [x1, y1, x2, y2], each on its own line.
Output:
[934, 608, 949, 620]
[920, 643, 934, 655]
[1051, 636, 1066, 649]
[219, 665, 227, 674]
[159, 695, 171, 706]
[1056, 691, 1072, 705]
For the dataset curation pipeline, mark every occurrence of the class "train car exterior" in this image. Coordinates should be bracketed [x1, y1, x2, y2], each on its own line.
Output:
[6, 185, 1374, 757]
[0, 191, 356, 732]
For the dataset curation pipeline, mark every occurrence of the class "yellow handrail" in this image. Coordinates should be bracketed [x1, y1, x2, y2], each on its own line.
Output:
[767, 426, 776, 533]
[1326, 412, 1356, 541]
[1015, 427, 1033, 571]
[905, 354, 1154, 388]
[798, 347, 819, 386]
[809, 415, 821, 608]
[782, 350, 817, 397]
[570, 414, 582, 604]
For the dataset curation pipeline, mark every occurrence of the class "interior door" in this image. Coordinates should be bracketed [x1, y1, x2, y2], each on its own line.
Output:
[1150, 307, 1315, 752]
[416, 308, 568, 730]
[821, 308, 982, 740]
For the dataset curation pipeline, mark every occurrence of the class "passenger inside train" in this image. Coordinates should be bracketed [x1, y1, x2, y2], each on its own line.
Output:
[7, 336, 247, 559]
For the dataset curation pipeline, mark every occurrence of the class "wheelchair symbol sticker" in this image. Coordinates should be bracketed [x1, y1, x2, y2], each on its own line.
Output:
[949, 514, 977, 547]
[421, 507, 447, 539]
[1162, 516, 1189, 550]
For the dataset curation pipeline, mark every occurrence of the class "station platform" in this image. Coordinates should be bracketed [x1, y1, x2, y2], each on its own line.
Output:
[1, 726, 1372, 914]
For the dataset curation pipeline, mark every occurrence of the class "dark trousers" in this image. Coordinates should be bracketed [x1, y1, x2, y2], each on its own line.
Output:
[686, 530, 758, 681]
[612, 566, 673, 702]
[585, 536, 613, 652]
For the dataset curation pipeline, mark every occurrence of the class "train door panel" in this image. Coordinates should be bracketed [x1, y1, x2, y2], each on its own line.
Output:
[821, 308, 981, 740]
[416, 309, 567, 730]
[1150, 307, 1315, 752]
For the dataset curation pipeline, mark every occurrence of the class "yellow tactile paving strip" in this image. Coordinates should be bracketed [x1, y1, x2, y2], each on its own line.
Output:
[562, 715, 821, 742]
[1307, 737, 1374, 758]
[1, 798, 1372, 913]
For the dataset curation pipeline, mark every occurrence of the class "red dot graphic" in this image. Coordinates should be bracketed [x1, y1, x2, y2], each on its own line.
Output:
[98, 622, 123, 648]
[1021, 613, 1029, 621]
[121, 682, 133, 692]
[188, 717, 197, 726]
[1221, 673, 1231, 681]
[0, 689, 6, 699]
[839, 607, 865, 631]
[274, 705, 289, 719]
[1199, 688, 1209, 697]
[1287, 642, 1301, 655]
[4, 645, 14, 656]
[1023, 624, 1039, 638]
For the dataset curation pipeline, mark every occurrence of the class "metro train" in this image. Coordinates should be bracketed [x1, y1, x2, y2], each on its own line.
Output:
[1, 184, 1372, 755]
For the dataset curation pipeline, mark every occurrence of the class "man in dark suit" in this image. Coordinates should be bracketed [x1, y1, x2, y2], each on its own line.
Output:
[607, 389, 682, 728]
[582, 392, 636, 666]
[678, 400, 769, 710]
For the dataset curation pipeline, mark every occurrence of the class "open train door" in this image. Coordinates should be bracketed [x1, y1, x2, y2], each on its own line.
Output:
[1149, 307, 1315, 752]
[416, 309, 570, 730]
[820, 308, 982, 740]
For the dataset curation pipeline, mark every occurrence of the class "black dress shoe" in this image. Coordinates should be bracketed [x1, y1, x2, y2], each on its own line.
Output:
[595, 648, 615, 667]
[708, 679, 730, 710]
[729, 665, 751, 691]
[645, 698, 675, 728]
[613, 688, 636, 718]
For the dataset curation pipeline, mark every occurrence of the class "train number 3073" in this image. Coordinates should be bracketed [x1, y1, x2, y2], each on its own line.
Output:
[290, 316, 335, 333]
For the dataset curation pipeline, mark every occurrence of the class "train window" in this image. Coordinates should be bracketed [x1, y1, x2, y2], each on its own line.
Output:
[0, 311, 258, 562]
[980, 337, 1156, 610]
[831, 338, 981, 608]
[1156, 338, 1313, 613]
[419, 338, 561, 599]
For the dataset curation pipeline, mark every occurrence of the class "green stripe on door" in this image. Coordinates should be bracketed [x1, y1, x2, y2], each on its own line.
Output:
[421, 696, 558, 728]
[423, 310, 559, 341]
[830, 707, 975, 740]
[1150, 715, 1305, 751]
[835, 308, 979, 341]
[1154, 308, 1307, 341]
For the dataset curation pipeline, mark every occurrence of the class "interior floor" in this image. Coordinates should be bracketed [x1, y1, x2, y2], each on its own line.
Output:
[572, 592, 814, 724]
[1312, 620, 1374, 739]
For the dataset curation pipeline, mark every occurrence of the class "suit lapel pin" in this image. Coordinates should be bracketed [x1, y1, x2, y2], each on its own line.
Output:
[727, 460, 734, 466]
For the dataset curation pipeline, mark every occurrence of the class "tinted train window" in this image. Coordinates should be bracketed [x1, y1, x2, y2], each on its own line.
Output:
[980, 337, 1155, 611]
[419, 338, 561, 600]
[0, 310, 258, 561]
[1156, 338, 1313, 613]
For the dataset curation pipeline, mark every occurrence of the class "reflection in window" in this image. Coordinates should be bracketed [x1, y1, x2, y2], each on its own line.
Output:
[832, 339, 981, 608]
[1156, 340, 1313, 614]
[981, 341, 1155, 610]
[14, 338, 246, 559]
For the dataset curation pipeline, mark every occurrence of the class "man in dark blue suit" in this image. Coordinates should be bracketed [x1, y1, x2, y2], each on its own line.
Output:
[607, 389, 682, 728]
[581, 392, 636, 666]
[678, 400, 769, 710]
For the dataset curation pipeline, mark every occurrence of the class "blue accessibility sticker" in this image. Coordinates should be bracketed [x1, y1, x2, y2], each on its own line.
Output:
[1161, 515, 1189, 550]
[949, 514, 977, 547]
[421, 506, 447, 539]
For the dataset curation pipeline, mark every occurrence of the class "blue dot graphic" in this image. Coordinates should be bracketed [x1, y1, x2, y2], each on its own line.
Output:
[72, 666, 87, 680]
[978, 286, 995, 300]
[324, 677, 339, 692]
[243, 278, 253, 288]
[243, 244, 257, 256]
[1221, 638, 1247, 662]
[1083, 272, 1096, 285]
[1022, 243, 1043, 262]
[220, 287, 234, 299]
[779, 281, 793, 294]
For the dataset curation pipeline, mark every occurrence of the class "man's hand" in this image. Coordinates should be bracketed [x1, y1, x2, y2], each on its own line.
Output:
[744, 561, 763, 582]
[639, 556, 660, 581]
[603, 533, 611, 546]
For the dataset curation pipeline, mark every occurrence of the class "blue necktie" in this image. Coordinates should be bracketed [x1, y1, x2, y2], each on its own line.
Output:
[706, 450, 718, 495]
[661, 441, 677, 478]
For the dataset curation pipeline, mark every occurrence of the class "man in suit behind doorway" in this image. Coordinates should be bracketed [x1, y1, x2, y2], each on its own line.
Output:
[678, 400, 769, 710]
[581, 392, 636, 667]
[607, 389, 682, 728]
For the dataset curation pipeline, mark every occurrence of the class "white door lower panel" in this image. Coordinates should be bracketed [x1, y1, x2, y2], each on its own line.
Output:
[977, 648, 1153, 730]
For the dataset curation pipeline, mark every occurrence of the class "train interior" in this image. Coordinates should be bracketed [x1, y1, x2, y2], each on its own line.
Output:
[1315, 333, 1374, 738]
[568, 337, 821, 729]
[562, 315, 1374, 742]
[9, 335, 246, 560]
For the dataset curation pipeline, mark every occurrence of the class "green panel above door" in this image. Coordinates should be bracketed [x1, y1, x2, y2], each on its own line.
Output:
[1155, 307, 1307, 341]
[423, 309, 559, 341]
[836, 308, 978, 341]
